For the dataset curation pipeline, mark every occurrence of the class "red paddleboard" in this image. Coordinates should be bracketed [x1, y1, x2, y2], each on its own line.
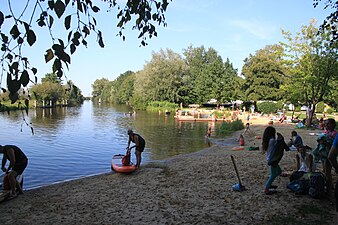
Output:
[111, 154, 137, 173]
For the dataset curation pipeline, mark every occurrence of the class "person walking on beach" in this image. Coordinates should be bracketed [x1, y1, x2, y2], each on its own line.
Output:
[262, 127, 288, 195]
[0, 145, 28, 199]
[127, 129, 146, 168]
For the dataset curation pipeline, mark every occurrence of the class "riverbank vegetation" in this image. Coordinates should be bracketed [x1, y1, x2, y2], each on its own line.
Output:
[92, 20, 338, 128]
[0, 73, 84, 112]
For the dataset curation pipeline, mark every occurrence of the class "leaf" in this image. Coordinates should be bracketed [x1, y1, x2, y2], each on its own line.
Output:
[17, 36, 24, 44]
[9, 92, 19, 104]
[31, 67, 37, 75]
[52, 58, 61, 74]
[0, 11, 4, 28]
[45, 49, 54, 63]
[23, 22, 30, 33]
[7, 79, 21, 93]
[20, 70, 29, 87]
[49, 15, 54, 28]
[65, 15, 71, 30]
[10, 25, 20, 39]
[48, 0, 54, 10]
[27, 30, 36, 46]
[60, 52, 71, 64]
[92, 6, 100, 13]
[1, 33, 8, 43]
[55, 0, 66, 18]
[70, 43, 76, 54]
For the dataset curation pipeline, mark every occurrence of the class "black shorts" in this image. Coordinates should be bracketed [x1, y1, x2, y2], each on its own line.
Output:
[13, 159, 28, 175]
[136, 141, 145, 152]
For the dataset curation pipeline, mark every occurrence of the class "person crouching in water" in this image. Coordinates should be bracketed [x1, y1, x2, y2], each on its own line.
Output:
[0, 145, 28, 199]
[262, 126, 288, 195]
[127, 129, 146, 168]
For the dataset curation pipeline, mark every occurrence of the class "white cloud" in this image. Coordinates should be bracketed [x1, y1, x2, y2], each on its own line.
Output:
[228, 19, 277, 40]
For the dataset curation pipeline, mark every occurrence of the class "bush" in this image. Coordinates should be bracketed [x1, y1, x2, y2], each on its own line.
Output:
[257, 102, 278, 114]
[219, 120, 244, 135]
[146, 101, 178, 111]
[316, 102, 325, 113]
[326, 108, 334, 114]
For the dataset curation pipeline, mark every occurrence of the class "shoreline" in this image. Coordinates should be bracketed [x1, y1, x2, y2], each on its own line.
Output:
[0, 118, 336, 225]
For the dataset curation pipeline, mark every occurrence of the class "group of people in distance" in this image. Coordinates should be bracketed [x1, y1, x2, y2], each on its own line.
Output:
[262, 118, 338, 195]
[0, 129, 146, 200]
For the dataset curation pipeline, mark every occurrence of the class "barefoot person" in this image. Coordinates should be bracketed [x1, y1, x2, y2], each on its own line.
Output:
[0, 145, 28, 199]
[127, 129, 145, 168]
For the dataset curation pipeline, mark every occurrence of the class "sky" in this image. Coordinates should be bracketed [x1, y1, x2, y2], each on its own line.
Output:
[1, 0, 330, 97]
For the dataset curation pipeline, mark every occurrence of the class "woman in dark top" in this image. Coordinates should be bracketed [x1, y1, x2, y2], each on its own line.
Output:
[1, 145, 28, 199]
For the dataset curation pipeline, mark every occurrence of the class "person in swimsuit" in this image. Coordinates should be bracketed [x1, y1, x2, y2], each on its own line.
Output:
[127, 129, 145, 168]
[0, 145, 28, 199]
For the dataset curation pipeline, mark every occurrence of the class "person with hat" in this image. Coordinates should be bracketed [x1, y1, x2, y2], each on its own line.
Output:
[0, 145, 28, 199]
[127, 129, 145, 168]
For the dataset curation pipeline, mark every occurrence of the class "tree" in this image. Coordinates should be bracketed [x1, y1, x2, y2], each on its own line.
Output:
[91, 78, 111, 99]
[132, 48, 188, 106]
[241, 44, 289, 102]
[281, 19, 338, 126]
[313, 0, 338, 43]
[110, 71, 135, 104]
[0, 0, 171, 103]
[183, 45, 237, 105]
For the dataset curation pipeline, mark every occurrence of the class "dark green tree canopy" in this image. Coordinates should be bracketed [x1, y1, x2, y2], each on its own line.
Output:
[0, 0, 171, 103]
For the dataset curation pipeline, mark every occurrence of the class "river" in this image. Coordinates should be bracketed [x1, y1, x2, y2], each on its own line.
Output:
[0, 101, 228, 190]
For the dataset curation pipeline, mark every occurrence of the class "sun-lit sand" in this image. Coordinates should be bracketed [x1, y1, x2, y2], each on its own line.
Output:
[0, 114, 336, 225]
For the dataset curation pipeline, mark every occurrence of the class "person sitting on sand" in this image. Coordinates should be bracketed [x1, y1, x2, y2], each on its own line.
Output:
[127, 129, 146, 168]
[296, 145, 316, 173]
[0, 145, 28, 199]
[239, 134, 245, 146]
[287, 131, 303, 148]
[262, 127, 289, 195]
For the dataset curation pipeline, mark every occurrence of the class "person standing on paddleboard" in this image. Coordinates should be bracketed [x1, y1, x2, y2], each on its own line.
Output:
[127, 129, 145, 168]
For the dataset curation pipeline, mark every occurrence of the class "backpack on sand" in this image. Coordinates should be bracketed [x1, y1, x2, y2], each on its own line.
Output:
[308, 172, 326, 199]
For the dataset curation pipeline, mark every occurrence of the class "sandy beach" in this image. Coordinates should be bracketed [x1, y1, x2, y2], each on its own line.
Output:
[0, 116, 337, 225]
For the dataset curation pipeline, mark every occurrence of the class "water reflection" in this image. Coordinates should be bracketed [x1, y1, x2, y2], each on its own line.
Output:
[0, 101, 222, 189]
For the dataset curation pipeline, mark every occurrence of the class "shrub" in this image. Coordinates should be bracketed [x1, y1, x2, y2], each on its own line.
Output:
[316, 102, 325, 113]
[219, 120, 244, 135]
[257, 102, 278, 114]
[326, 108, 334, 114]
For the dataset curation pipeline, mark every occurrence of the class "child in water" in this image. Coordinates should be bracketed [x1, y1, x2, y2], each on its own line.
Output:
[206, 127, 212, 138]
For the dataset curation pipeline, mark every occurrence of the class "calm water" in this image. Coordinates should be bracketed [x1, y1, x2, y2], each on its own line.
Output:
[0, 101, 229, 190]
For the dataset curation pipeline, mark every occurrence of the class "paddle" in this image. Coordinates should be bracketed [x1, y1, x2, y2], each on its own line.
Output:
[231, 155, 245, 191]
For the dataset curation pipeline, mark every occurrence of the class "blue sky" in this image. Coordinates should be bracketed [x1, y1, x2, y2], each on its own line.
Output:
[2, 0, 330, 96]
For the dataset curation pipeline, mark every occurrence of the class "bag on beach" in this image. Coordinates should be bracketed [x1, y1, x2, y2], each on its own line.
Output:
[122, 149, 131, 166]
[287, 179, 310, 195]
[308, 172, 326, 199]
[290, 171, 307, 182]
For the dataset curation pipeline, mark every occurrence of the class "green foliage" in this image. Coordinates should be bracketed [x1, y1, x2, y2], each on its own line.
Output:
[316, 102, 325, 113]
[1, 0, 171, 103]
[219, 120, 244, 135]
[257, 102, 278, 114]
[146, 101, 178, 111]
[326, 108, 334, 114]
[241, 44, 289, 102]
[183, 45, 238, 104]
